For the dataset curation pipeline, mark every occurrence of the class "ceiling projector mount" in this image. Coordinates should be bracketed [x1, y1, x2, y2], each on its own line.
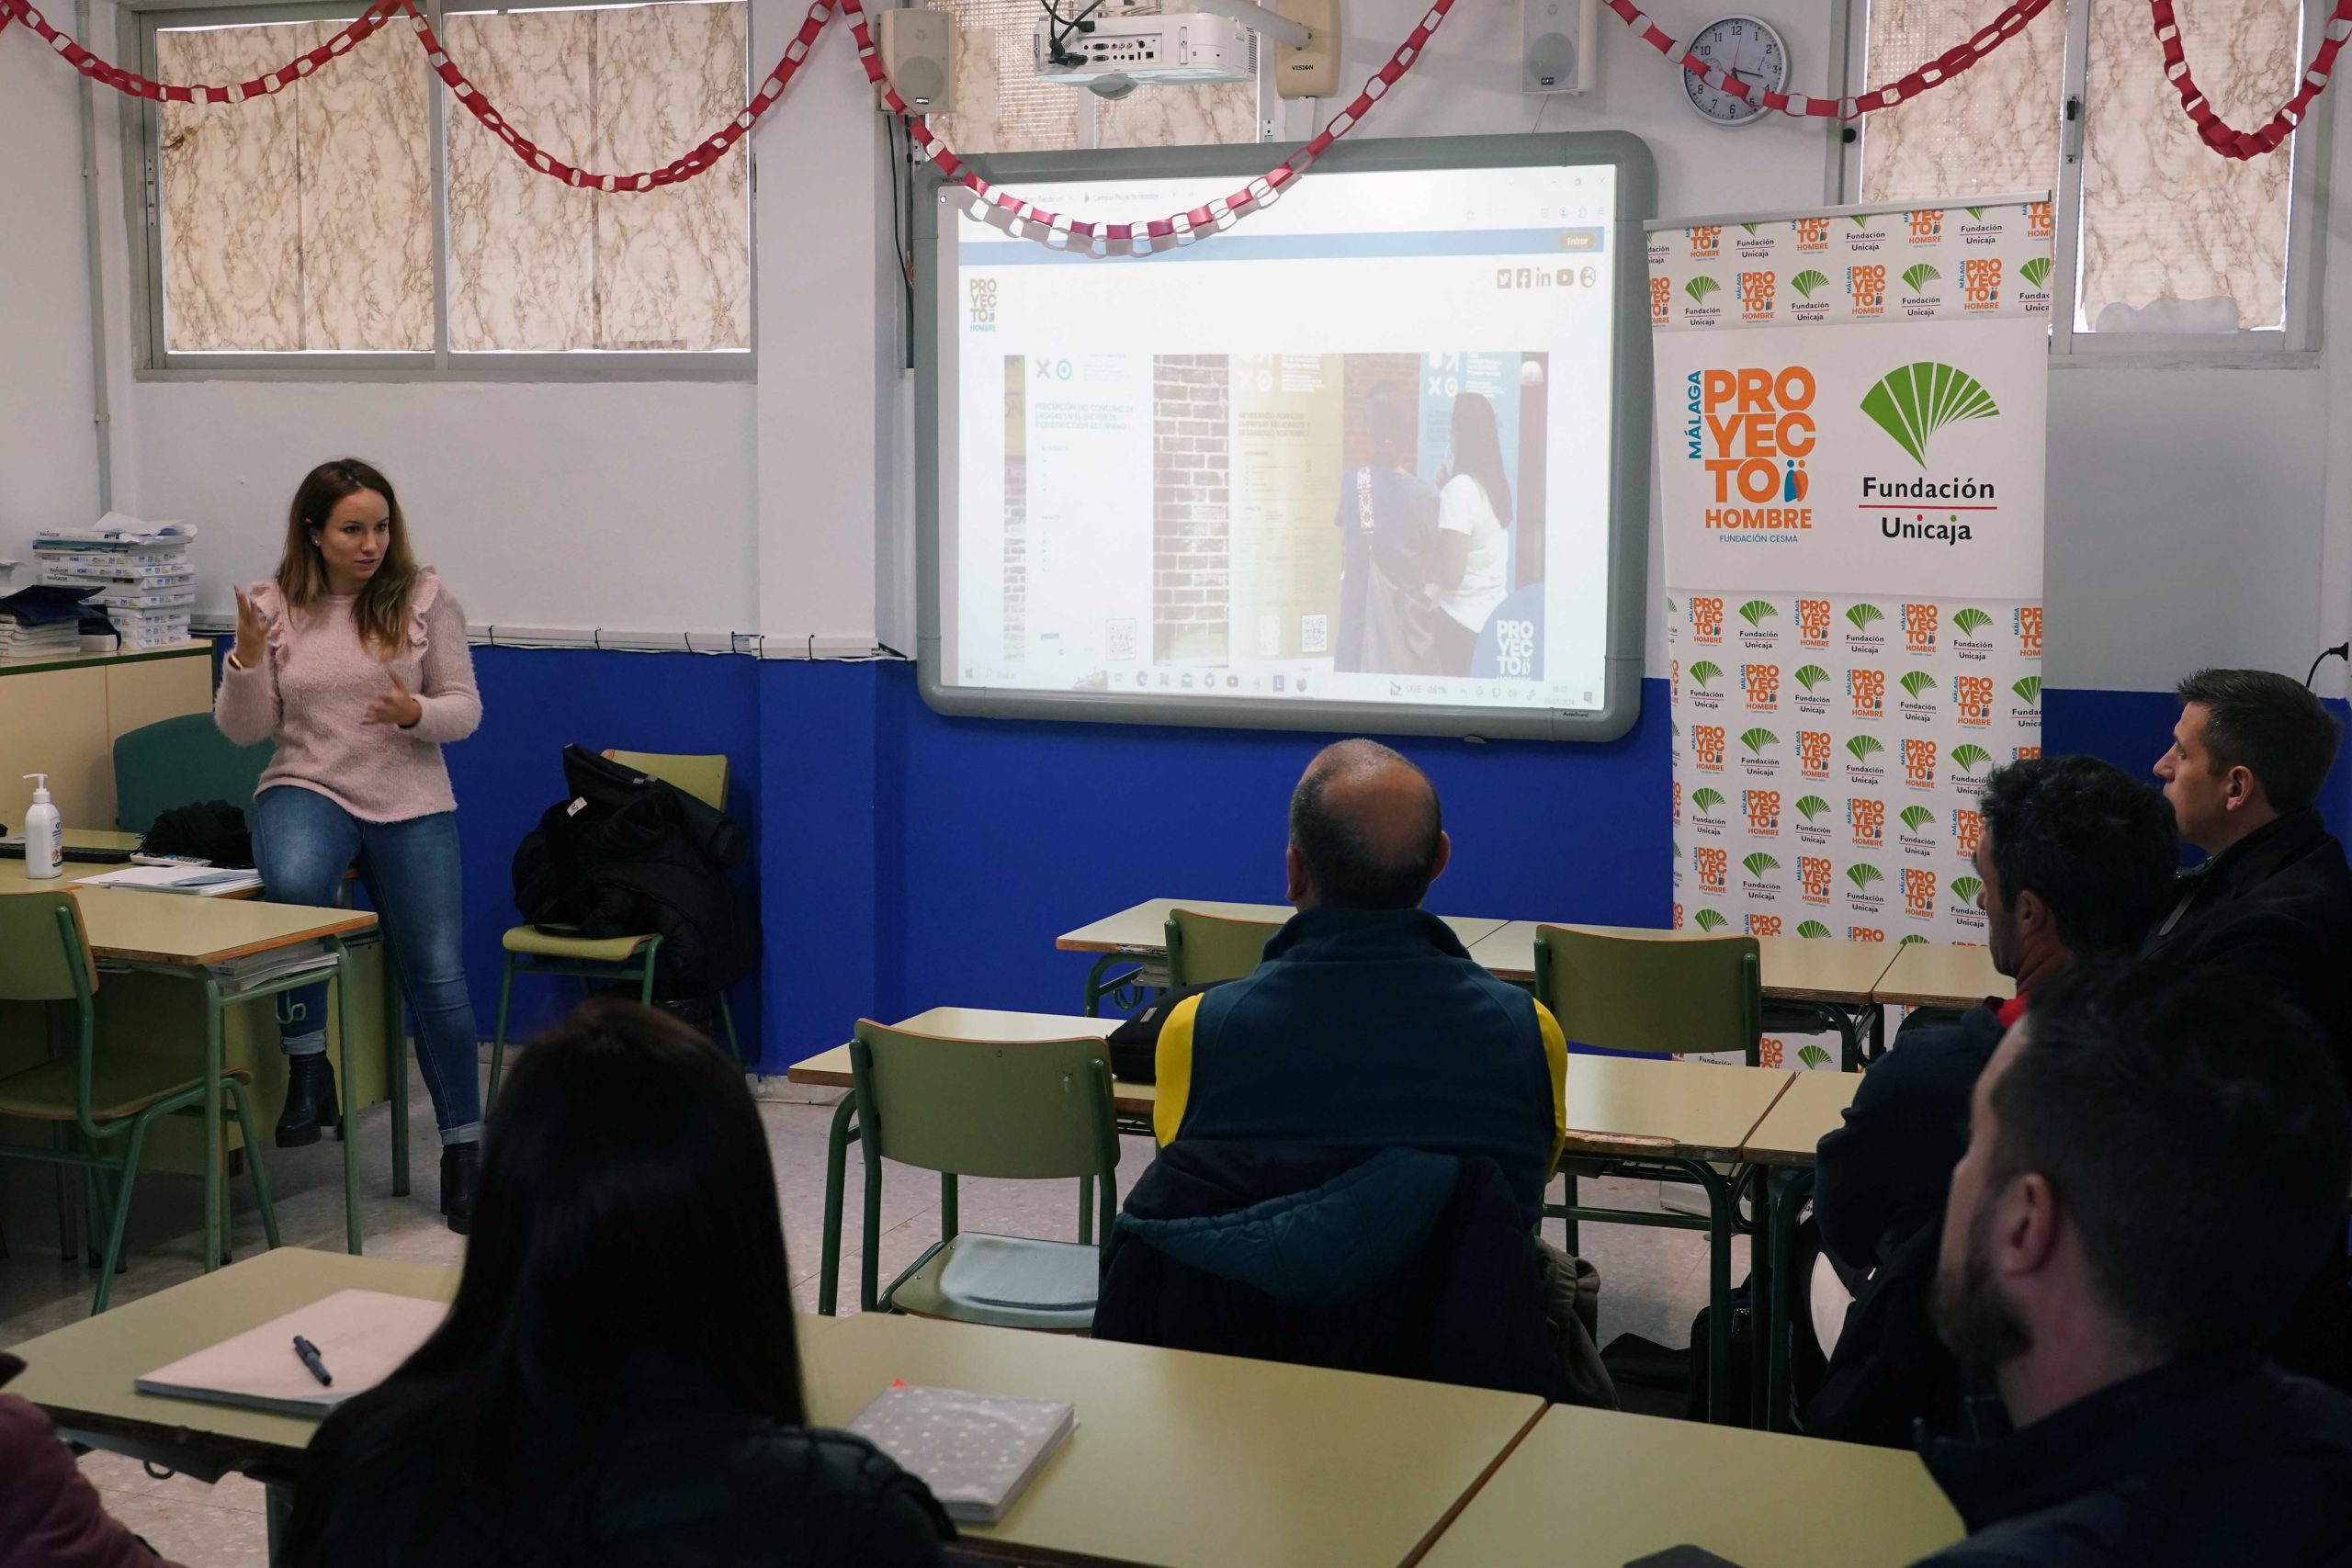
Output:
[1035, 0, 1337, 101]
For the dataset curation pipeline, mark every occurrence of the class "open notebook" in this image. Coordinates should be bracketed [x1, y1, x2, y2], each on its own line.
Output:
[135, 1290, 447, 1418]
[849, 1384, 1075, 1524]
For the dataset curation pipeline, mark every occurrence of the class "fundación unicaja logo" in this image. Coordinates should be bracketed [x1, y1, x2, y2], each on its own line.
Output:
[1860, 364, 1999, 467]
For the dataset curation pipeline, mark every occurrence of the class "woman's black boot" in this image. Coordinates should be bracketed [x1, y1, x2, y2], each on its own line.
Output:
[275, 1054, 341, 1147]
[442, 1141, 481, 1235]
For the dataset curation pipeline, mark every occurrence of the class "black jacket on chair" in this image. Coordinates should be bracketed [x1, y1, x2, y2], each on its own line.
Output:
[1092, 1140, 1571, 1403]
[283, 1353, 950, 1568]
[1913, 1351, 2352, 1567]
[511, 744, 756, 997]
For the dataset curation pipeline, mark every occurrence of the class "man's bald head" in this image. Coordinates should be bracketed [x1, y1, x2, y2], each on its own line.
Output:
[1286, 740, 1450, 909]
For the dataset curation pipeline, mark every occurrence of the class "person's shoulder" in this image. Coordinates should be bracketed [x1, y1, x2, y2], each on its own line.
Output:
[0, 1390, 72, 1473]
[712, 1424, 951, 1557]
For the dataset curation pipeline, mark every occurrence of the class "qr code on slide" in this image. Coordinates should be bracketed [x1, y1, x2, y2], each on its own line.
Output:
[1300, 615, 1329, 654]
[1105, 618, 1137, 661]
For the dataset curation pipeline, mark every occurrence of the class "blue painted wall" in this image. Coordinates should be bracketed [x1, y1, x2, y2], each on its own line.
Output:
[241, 644, 2346, 1073]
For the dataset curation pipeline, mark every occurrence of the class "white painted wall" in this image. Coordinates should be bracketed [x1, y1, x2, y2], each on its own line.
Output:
[4, 0, 2344, 693]
[0, 32, 103, 577]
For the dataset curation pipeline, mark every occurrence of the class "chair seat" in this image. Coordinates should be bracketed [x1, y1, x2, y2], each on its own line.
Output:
[888, 1233, 1100, 1332]
[501, 926, 654, 964]
[0, 1057, 253, 1122]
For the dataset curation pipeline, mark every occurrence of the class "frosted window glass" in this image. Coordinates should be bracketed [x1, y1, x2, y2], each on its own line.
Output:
[2078, 0, 2299, 333]
[1858, 0, 2066, 205]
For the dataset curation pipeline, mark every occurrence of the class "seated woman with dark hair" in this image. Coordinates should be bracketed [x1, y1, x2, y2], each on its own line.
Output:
[282, 1000, 949, 1567]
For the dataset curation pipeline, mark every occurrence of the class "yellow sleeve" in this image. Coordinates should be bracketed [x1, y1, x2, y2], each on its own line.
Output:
[1152, 991, 1204, 1146]
[1534, 999, 1569, 1176]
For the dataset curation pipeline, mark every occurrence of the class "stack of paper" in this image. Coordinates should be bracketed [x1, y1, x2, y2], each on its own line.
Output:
[0, 583, 101, 660]
[209, 939, 338, 990]
[135, 1289, 447, 1418]
[75, 863, 264, 897]
[35, 516, 198, 650]
[849, 1383, 1076, 1523]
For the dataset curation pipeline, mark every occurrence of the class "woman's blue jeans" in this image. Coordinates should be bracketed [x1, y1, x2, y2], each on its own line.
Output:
[253, 786, 484, 1145]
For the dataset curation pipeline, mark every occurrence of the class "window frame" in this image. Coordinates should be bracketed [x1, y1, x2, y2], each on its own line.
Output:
[1833, 0, 2334, 367]
[120, 0, 758, 380]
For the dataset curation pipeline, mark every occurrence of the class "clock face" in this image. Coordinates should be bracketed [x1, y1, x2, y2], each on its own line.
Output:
[1682, 14, 1790, 127]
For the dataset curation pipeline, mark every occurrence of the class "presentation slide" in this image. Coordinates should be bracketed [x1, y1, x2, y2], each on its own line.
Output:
[924, 144, 1649, 735]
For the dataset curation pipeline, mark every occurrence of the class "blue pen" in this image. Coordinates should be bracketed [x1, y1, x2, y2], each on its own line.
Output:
[292, 1335, 333, 1388]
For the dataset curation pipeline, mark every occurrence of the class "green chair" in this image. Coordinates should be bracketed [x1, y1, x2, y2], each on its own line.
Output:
[1164, 908, 1282, 988]
[489, 750, 740, 1098]
[0, 891, 279, 1313]
[112, 714, 272, 836]
[837, 1020, 1120, 1331]
[1532, 924, 1761, 1422]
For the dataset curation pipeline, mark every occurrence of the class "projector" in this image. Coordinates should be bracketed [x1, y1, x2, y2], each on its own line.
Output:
[1035, 10, 1257, 96]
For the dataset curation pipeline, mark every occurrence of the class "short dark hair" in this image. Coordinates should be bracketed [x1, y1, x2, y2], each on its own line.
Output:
[2177, 667, 2344, 815]
[1288, 741, 1444, 909]
[1365, 385, 1418, 469]
[1978, 754, 2177, 956]
[1988, 960, 2352, 1359]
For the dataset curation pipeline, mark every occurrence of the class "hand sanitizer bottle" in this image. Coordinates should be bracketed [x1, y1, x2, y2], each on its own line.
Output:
[22, 774, 61, 880]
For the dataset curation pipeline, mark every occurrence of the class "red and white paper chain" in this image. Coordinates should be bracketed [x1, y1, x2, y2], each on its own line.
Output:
[2153, 0, 2352, 161]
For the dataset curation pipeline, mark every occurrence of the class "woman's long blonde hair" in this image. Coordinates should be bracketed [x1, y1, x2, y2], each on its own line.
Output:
[277, 458, 419, 659]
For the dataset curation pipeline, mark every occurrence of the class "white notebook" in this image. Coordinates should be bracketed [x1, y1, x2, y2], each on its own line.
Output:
[848, 1383, 1075, 1524]
[135, 1289, 447, 1418]
[75, 863, 263, 896]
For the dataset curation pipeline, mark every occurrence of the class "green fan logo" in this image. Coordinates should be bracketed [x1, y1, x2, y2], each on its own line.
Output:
[1860, 362, 2001, 467]
[1794, 664, 1830, 694]
[2011, 675, 2043, 705]
[1737, 599, 1778, 627]
[1847, 735, 1885, 761]
[1791, 268, 1829, 300]
[1694, 908, 1730, 932]
[1671, 723, 1682, 740]
[1795, 795, 1830, 823]
[1740, 221, 1760, 234]
[1953, 608, 1993, 637]
[1899, 671, 1937, 700]
[1952, 743, 1994, 773]
[1847, 603, 1885, 631]
[1899, 933, 1930, 946]
[1849, 215, 1871, 228]
[1951, 875, 1984, 904]
[1686, 275, 1722, 303]
[1666, 595, 1679, 615]
[1797, 919, 1832, 939]
[1900, 805, 1936, 833]
[1692, 787, 1726, 814]
[1846, 863, 1884, 890]
[2020, 255, 2052, 289]
[1901, 263, 1941, 294]
[1798, 1043, 1833, 1070]
[1964, 206, 1986, 220]
[1743, 852, 1781, 878]
[1690, 660, 1724, 687]
[1740, 728, 1781, 755]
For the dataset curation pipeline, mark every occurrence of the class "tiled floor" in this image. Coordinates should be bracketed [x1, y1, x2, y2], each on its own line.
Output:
[0, 1063, 1740, 1566]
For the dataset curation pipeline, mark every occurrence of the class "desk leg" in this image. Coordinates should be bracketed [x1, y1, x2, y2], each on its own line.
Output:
[1837, 1008, 1865, 1073]
[1677, 1159, 1738, 1426]
[1765, 1168, 1814, 1433]
[384, 942, 410, 1199]
[819, 1092, 857, 1316]
[201, 977, 226, 1272]
[1747, 1166, 1771, 1428]
[334, 944, 362, 1257]
[1867, 1002, 1887, 1063]
[265, 1482, 292, 1567]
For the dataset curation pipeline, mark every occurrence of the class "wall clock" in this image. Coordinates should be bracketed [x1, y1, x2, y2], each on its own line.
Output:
[1681, 14, 1790, 127]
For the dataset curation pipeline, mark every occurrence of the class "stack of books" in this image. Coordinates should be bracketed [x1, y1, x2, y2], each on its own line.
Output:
[35, 514, 199, 651]
[0, 583, 102, 660]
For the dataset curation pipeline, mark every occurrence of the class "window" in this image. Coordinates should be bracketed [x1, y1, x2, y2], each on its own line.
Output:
[1849, 0, 2327, 352]
[927, 0, 1263, 154]
[140, 0, 750, 369]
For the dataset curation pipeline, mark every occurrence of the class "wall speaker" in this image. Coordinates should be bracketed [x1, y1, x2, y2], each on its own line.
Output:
[878, 6, 956, 113]
[1523, 0, 1596, 96]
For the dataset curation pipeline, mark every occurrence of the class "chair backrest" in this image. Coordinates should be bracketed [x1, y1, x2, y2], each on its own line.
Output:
[1532, 925, 1762, 1063]
[850, 1021, 1119, 1181]
[604, 750, 729, 812]
[0, 891, 98, 1004]
[113, 713, 273, 835]
[1164, 908, 1283, 988]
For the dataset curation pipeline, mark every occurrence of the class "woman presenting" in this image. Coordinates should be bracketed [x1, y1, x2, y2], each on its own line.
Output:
[216, 458, 486, 1233]
[1428, 390, 1515, 677]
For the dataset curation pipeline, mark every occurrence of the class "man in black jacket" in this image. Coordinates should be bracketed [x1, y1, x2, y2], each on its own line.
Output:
[1806, 756, 2176, 1443]
[1913, 961, 2352, 1567]
[2146, 667, 2352, 1076]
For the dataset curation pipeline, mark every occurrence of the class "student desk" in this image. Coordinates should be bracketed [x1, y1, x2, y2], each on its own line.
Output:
[1418, 1401, 1962, 1568]
[800, 1309, 1546, 1568]
[788, 1008, 1133, 1316]
[0, 874, 389, 1261]
[1739, 1067, 1866, 1432]
[1470, 921, 1904, 1067]
[3, 1247, 456, 1558]
[1057, 898, 1511, 1013]
[1872, 941, 2012, 1010]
